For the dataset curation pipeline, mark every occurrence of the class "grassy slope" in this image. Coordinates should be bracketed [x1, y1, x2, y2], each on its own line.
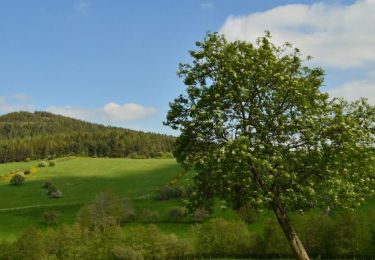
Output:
[1, 157, 373, 243]
[0, 157, 184, 240]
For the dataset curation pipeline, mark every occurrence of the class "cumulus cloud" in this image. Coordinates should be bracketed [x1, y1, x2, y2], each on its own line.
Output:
[46, 102, 156, 123]
[327, 79, 375, 104]
[219, 0, 375, 68]
[103, 102, 156, 121]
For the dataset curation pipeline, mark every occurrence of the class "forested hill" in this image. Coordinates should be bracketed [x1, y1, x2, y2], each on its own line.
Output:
[0, 111, 175, 163]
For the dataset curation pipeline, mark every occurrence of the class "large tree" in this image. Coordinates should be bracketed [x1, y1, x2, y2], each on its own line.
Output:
[165, 32, 375, 259]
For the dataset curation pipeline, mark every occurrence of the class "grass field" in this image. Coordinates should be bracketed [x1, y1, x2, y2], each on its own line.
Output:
[0, 157, 188, 240]
[1, 156, 374, 248]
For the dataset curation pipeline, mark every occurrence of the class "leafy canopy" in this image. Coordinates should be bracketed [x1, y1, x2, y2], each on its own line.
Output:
[165, 32, 375, 211]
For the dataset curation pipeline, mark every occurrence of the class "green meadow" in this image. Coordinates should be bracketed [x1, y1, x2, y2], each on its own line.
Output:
[0, 157, 187, 239]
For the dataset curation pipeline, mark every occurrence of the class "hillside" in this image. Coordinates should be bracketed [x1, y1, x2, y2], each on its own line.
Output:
[0, 111, 175, 163]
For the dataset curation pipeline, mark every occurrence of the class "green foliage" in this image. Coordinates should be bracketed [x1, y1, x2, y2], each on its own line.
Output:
[139, 209, 160, 223]
[23, 168, 31, 175]
[238, 202, 258, 224]
[43, 210, 60, 226]
[50, 189, 63, 199]
[76, 191, 124, 232]
[112, 246, 144, 260]
[38, 161, 47, 167]
[42, 180, 53, 189]
[157, 185, 192, 200]
[167, 207, 187, 222]
[48, 160, 56, 167]
[255, 219, 291, 257]
[165, 31, 375, 257]
[0, 111, 175, 163]
[192, 218, 255, 257]
[192, 208, 210, 223]
[10, 173, 25, 186]
[13, 227, 47, 260]
[165, 31, 375, 213]
[122, 198, 136, 222]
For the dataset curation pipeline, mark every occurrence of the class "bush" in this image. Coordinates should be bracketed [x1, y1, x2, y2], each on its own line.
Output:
[192, 218, 255, 257]
[192, 208, 210, 223]
[157, 186, 192, 200]
[112, 246, 144, 260]
[255, 219, 291, 257]
[48, 160, 56, 167]
[76, 191, 124, 232]
[139, 209, 159, 223]
[43, 181, 53, 189]
[43, 210, 60, 225]
[47, 185, 58, 195]
[24, 168, 31, 175]
[238, 203, 258, 224]
[10, 173, 25, 186]
[167, 207, 187, 223]
[38, 161, 47, 167]
[122, 199, 136, 222]
[50, 190, 63, 198]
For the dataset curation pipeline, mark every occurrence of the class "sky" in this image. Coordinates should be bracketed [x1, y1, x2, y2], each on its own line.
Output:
[1, 0, 373, 135]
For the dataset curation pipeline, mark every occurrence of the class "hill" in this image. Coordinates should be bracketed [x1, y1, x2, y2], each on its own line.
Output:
[0, 111, 175, 163]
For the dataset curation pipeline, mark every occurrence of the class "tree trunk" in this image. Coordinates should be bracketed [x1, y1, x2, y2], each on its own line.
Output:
[271, 201, 310, 260]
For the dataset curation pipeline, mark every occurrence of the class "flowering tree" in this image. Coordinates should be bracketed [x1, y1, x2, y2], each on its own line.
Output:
[165, 32, 375, 259]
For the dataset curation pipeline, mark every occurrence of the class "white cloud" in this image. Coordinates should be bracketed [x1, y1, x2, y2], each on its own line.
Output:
[46, 106, 94, 120]
[46, 102, 156, 123]
[327, 79, 375, 104]
[0, 96, 34, 113]
[219, 0, 375, 68]
[103, 102, 156, 121]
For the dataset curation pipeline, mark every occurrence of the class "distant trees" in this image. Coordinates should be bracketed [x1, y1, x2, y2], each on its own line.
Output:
[0, 111, 175, 163]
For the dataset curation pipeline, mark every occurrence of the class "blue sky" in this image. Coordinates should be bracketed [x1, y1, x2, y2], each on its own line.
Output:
[1, 0, 373, 134]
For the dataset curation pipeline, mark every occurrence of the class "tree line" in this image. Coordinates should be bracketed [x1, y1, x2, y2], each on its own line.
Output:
[0, 111, 175, 163]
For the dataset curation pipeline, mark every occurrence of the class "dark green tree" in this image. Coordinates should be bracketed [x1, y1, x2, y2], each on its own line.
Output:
[165, 32, 375, 259]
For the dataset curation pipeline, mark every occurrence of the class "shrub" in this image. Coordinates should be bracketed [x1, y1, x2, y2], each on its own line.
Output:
[112, 246, 144, 260]
[139, 209, 159, 223]
[38, 161, 47, 167]
[165, 234, 195, 258]
[125, 225, 167, 259]
[122, 199, 136, 222]
[13, 227, 47, 260]
[157, 186, 176, 200]
[167, 207, 187, 223]
[48, 160, 56, 167]
[255, 219, 291, 257]
[43, 181, 53, 189]
[192, 208, 210, 223]
[24, 168, 31, 175]
[157, 185, 192, 200]
[50, 190, 63, 199]
[76, 191, 124, 232]
[192, 218, 255, 257]
[43, 210, 60, 225]
[47, 185, 58, 195]
[10, 173, 25, 186]
[238, 203, 258, 224]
